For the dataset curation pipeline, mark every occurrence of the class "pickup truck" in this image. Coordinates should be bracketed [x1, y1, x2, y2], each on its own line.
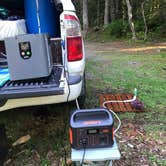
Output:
[0, 0, 86, 112]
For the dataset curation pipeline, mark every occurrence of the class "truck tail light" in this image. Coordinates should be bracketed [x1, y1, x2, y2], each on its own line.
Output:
[64, 14, 83, 62]
[67, 36, 83, 62]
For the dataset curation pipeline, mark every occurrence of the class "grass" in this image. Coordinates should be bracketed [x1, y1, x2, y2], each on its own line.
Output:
[86, 52, 166, 109]
[86, 50, 166, 119]
[40, 157, 51, 166]
[148, 154, 166, 166]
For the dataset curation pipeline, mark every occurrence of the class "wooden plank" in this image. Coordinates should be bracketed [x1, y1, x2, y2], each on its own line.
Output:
[110, 94, 120, 111]
[121, 94, 133, 112]
[125, 94, 137, 111]
[105, 94, 114, 110]
[115, 94, 126, 112]
[99, 94, 143, 112]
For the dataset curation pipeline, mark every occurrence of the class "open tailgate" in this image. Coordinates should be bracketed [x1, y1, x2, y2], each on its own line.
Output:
[0, 66, 65, 100]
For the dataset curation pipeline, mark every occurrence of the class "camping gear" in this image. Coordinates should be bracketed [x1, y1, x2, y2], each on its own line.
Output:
[70, 109, 114, 150]
[24, 0, 58, 37]
[5, 33, 53, 81]
[7, 15, 22, 20]
[0, 19, 27, 40]
[0, 6, 9, 19]
[0, 68, 10, 87]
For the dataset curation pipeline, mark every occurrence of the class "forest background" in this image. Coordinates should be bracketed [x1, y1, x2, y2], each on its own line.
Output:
[73, 0, 166, 41]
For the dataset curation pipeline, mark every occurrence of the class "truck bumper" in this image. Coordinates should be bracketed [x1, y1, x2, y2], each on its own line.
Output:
[0, 79, 82, 112]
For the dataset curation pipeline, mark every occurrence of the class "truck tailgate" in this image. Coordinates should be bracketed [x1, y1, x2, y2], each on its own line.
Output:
[0, 66, 64, 100]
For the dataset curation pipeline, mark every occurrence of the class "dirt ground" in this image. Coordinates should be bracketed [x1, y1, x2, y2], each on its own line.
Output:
[85, 41, 166, 56]
[2, 41, 166, 166]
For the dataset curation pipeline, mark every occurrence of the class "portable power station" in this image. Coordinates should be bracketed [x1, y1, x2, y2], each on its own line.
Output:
[4, 34, 52, 81]
[70, 109, 114, 150]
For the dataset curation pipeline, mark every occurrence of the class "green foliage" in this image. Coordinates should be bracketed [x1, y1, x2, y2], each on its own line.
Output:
[148, 24, 166, 41]
[148, 154, 166, 166]
[134, 20, 145, 32]
[40, 157, 51, 166]
[136, 31, 145, 40]
[74, 0, 166, 41]
[154, 23, 166, 36]
[105, 20, 129, 38]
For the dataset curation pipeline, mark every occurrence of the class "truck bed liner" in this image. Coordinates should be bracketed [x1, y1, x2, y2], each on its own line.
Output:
[0, 66, 64, 100]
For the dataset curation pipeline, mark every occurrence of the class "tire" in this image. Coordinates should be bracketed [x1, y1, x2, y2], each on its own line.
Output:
[0, 124, 8, 165]
[77, 74, 86, 108]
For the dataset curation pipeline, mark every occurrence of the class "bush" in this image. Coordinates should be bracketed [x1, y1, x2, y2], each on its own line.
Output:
[155, 24, 166, 36]
[134, 20, 145, 32]
[106, 20, 129, 38]
[136, 31, 145, 40]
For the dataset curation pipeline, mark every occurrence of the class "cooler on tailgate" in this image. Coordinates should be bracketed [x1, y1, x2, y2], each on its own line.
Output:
[24, 0, 59, 37]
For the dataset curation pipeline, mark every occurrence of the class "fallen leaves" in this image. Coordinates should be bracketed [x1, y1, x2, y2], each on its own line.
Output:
[114, 120, 166, 166]
[121, 122, 146, 138]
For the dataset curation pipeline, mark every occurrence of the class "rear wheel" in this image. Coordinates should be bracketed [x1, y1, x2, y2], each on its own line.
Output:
[0, 124, 8, 165]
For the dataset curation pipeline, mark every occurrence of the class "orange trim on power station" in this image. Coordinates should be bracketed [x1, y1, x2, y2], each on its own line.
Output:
[112, 127, 114, 139]
[69, 128, 73, 144]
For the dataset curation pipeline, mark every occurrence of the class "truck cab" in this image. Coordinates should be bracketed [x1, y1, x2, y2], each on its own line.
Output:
[0, 0, 86, 112]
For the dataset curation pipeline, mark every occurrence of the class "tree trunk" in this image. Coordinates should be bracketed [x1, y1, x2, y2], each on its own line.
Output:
[97, 0, 100, 26]
[115, 0, 122, 19]
[104, 0, 109, 26]
[125, 0, 137, 40]
[122, 0, 127, 23]
[110, 0, 115, 21]
[141, 1, 148, 40]
[83, 0, 89, 37]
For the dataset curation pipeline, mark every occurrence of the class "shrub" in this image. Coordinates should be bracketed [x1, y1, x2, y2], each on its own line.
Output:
[106, 20, 129, 38]
[134, 20, 145, 32]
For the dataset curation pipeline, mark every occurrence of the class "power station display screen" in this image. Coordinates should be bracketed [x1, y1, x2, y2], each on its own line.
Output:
[19, 42, 32, 59]
[87, 129, 99, 134]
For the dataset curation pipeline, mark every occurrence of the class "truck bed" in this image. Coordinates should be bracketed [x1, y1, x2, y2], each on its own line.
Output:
[0, 66, 64, 100]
